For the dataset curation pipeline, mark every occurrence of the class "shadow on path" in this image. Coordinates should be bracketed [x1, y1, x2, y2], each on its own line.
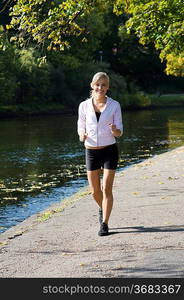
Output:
[109, 224, 184, 235]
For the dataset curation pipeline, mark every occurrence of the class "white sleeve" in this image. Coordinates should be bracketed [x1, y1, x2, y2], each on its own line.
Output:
[114, 103, 123, 136]
[77, 102, 86, 135]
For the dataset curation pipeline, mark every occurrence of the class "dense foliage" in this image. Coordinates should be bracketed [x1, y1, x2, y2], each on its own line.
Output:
[0, 0, 184, 113]
[116, 0, 184, 76]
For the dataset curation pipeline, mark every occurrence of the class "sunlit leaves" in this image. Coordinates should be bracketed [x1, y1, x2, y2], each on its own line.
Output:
[116, 0, 184, 76]
[164, 52, 184, 77]
[4, 0, 184, 78]
[9, 0, 112, 51]
[113, 0, 126, 15]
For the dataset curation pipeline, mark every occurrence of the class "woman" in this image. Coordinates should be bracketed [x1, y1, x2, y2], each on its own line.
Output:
[77, 72, 123, 236]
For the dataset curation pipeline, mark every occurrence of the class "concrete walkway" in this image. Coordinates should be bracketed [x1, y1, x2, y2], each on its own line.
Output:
[0, 146, 184, 278]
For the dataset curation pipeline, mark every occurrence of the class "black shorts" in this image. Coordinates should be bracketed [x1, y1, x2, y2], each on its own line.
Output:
[85, 143, 119, 171]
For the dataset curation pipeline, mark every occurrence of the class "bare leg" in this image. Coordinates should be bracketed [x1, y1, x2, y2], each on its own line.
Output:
[102, 169, 116, 224]
[87, 169, 103, 208]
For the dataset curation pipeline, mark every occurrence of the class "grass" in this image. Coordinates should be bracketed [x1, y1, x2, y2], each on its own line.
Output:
[116, 93, 184, 110]
[37, 188, 90, 222]
[37, 208, 65, 222]
[0, 241, 7, 247]
[149, 93, 184, 107]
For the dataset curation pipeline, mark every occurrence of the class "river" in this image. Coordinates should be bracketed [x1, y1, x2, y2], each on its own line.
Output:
[0, 108, 184, 233]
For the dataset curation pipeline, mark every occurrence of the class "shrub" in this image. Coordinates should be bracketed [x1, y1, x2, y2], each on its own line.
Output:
[119, 92, 151, 109]
[64, 61, 128, 110]
[0, 43, 18, 104]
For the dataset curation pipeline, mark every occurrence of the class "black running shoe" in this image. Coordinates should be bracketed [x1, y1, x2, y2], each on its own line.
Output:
[99, 208, 103, 224]
[98, 222, 109, 236]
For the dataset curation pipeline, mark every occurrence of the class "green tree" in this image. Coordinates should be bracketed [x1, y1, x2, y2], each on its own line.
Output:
[9, 0, 112, 51]
[5, 0, 184, 77]
[0, 42, 17, 103]
[0, 0, 12, 30]
[114, 0, 184, 76]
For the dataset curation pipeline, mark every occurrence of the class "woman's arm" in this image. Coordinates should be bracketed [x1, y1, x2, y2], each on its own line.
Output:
[109, 124, 122, 137]
[110, 102, 123, 137]
[77, 103, 87, 141]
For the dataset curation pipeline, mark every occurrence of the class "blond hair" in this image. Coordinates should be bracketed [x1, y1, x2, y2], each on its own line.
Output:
[90, 72, 109, 98]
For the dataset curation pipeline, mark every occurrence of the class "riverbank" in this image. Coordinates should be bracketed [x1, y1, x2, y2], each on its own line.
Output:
[0, 145, 184, 278]
[0, 94, 184, 118]
[0, 103, 74, 118]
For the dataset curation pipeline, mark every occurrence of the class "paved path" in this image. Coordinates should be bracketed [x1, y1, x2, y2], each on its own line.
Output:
[0, 146, 184, 278]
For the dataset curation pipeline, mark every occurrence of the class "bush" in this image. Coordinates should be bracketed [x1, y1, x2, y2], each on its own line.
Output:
[119, 92, 151, 109]
[0, 43, 51, 105]
[108, 73, 127, 101]
[0, 73, 17, 104]
[149, 94, 184, 107]
[63, 61, 128, 111]
[14, 48, 50, 104]
[0, 43, 18, 104]
[0, 40, 151, 112]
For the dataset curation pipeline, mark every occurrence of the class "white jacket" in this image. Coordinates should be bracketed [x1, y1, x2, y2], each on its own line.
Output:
[77, 97, 123, 147]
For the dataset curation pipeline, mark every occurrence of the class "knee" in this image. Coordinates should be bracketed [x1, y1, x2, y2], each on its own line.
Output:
[102, 186, 112, 197]
[91, 188, 102, 199]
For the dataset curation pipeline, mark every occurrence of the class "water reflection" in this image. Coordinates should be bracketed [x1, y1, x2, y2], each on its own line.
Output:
[0, 108, 184, 233]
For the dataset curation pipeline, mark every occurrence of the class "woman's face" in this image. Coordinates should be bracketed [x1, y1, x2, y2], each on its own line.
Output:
[91, 78, 109, 98]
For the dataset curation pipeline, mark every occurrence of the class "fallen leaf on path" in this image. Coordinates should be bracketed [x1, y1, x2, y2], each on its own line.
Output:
[0, 241, 7, 246]
[79, 263, 86, 267]
[132, 192, 140, 195]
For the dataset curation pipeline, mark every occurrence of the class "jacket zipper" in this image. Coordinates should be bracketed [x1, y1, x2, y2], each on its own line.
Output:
[97, 123, 98, 147]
